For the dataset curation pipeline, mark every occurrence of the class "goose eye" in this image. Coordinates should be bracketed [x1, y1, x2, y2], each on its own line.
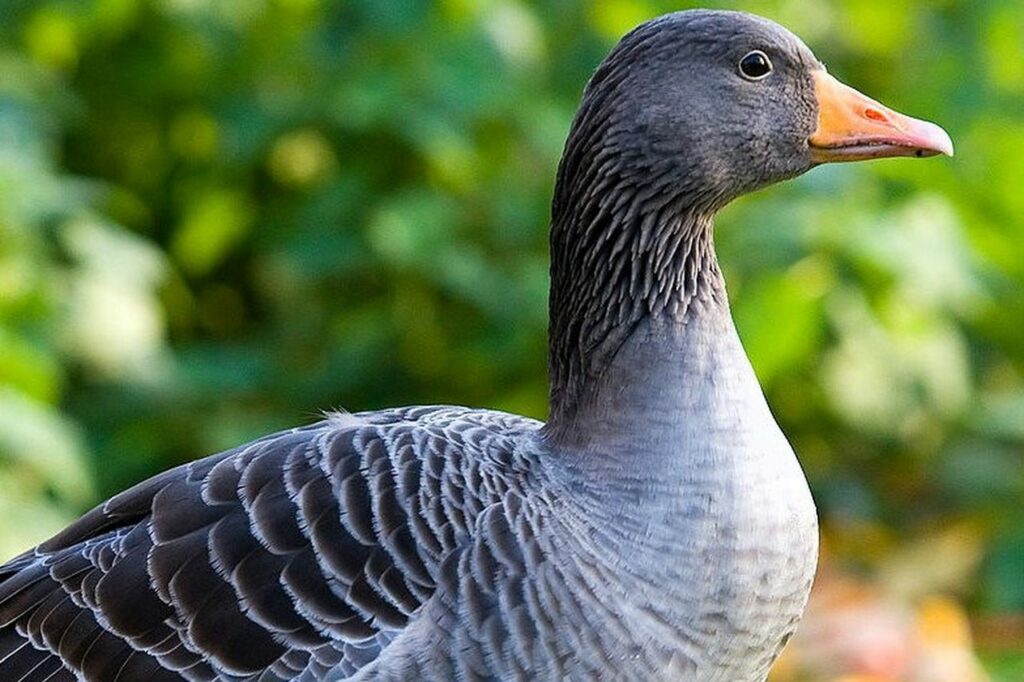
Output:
[739, 50, 773, 80]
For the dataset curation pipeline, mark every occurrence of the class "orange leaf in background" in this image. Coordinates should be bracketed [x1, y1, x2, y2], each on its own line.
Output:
[911, 596, 989, 682]
[917, 597, 972, 647]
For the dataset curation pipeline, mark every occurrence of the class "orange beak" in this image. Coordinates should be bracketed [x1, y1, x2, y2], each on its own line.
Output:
[809, 71, 953, 163]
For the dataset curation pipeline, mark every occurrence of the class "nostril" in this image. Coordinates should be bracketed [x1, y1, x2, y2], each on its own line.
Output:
[864, 108, 887, 123]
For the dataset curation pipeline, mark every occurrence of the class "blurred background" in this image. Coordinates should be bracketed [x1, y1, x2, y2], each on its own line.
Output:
[0, 0, 1021, 679]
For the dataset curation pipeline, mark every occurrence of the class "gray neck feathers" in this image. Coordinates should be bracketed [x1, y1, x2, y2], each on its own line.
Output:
[545, 165, 727, 434]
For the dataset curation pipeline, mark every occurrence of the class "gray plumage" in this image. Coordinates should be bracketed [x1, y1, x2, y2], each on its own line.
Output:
[1, 8, 950, 681]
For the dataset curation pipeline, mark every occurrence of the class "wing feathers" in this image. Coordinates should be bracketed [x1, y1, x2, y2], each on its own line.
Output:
[1, 407, 538, 680]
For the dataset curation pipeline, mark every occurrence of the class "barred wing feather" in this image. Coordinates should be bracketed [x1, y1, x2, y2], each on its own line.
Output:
[0, 406, 543, 681]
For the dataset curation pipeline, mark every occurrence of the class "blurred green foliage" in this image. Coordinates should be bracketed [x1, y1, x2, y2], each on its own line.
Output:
[0, 0, 1021, 667]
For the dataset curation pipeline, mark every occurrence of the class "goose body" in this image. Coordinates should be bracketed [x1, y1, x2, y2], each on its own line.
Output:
[0, 9, 951, 681]
[0, 310, 815, 681]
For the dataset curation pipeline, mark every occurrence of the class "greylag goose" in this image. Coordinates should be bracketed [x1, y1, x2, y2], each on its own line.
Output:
[0, 9, 952, 682]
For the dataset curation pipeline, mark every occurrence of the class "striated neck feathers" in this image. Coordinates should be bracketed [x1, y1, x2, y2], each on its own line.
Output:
[545, 92, 728, 431]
